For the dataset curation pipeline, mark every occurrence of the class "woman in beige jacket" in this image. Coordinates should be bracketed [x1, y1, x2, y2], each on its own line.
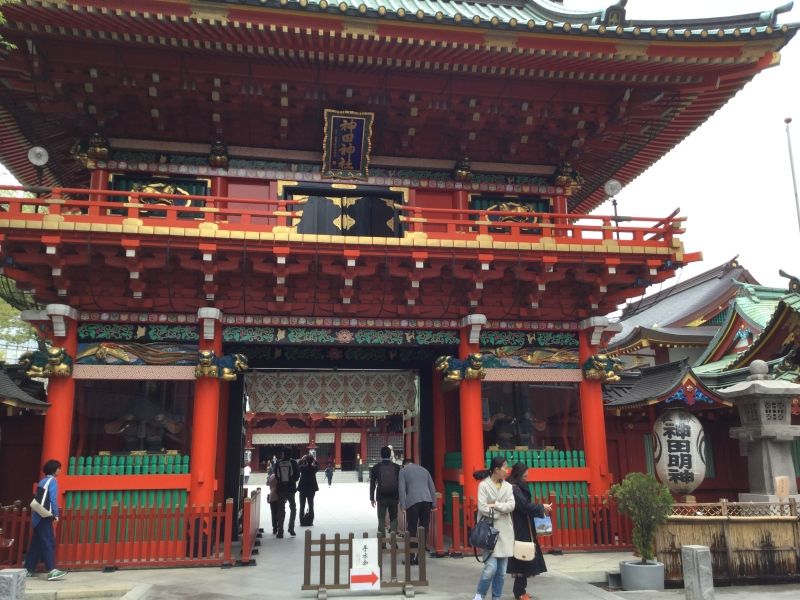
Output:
[472, 456, 515, 600]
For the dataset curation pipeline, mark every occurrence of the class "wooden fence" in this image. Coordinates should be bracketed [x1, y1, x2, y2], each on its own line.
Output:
[656, 499, 800, 584]
[448, 492, 633, 556]
[239, 488, 263, 565]
[0, 500, 234, 570]
[302, 529, 428, 599]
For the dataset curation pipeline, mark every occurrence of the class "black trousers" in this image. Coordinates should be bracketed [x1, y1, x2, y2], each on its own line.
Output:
[277, 491, 296, 533]
[513, 575, 527, 598]
[376, 497, 398, 536]
[299, 491, 316, 519]
[405, 501, 432, 552]
[269, 500, 279, 533]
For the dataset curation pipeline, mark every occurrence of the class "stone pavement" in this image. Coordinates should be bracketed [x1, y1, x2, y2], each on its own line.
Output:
[23, 480, 800, 599]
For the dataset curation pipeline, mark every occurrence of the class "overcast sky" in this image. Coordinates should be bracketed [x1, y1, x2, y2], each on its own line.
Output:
[569, 0, 800, 291]
[2, 1, 798, 294]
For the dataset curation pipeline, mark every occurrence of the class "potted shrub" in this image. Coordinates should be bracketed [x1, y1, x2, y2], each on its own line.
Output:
[610, 472, 674, 590]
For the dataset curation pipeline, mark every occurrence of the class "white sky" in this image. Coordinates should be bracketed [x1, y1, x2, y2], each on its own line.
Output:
[2, 1, 799, 293]
[568, 0, 800, 291]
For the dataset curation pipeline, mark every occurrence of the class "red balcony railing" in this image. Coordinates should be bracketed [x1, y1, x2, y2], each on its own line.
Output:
[0, 185, 685, 252]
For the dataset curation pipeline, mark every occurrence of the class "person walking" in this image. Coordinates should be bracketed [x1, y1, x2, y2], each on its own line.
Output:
[325, 463, 333, 487]
[267, 465, 279, 535]
[398, 457, 437, 565]
[506, 462, 551, 600]
[24, 459, 67, 581]
[297, 454, 319, 526]
[243, 463, 252, 485]
[274, 448, 299, 538]
[369, 446, 401, 538]
[472, 456, 514, 600]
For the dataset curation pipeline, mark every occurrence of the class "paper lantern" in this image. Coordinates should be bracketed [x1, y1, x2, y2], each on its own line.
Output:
[652, 409, 706, 494]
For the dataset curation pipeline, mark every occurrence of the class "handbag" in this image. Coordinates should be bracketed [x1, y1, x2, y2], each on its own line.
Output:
[513, 518, 537, 561]
[30, 476, 54, 518]
[468, 509, 499, 563]
[533, 514, 553, 536]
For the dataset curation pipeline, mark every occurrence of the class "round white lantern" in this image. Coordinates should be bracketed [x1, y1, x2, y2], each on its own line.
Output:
[652, 409, 706, 494]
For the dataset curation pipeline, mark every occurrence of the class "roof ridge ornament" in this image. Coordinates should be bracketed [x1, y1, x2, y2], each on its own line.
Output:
[778, 268, 800, 292]
[601, 0, 627, 27]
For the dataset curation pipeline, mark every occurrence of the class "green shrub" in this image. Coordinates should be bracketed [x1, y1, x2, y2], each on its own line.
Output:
[610, 472, 674, 563]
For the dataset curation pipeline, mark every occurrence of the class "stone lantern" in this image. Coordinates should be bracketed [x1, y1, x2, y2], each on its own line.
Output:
[717, 360, 800, 502]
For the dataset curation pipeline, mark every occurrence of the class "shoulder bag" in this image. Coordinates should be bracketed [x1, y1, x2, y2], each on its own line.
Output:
[468, 508, 499, 563]
[30, 477, 54, 518]
[513, 516, 537, 561]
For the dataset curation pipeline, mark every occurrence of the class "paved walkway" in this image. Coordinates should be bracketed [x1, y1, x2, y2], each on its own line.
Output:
[23, 481, 800, 599]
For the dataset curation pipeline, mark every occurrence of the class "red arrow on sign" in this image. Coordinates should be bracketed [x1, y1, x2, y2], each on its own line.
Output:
[351, 571, 379, 585]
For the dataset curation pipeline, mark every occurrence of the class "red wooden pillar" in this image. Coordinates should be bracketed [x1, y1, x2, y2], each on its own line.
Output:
[334, 426, 342, 469]
[551, 193, 569, 235]
[191, 308, 223, 507]
[432, 373, 446, 494]
[89, 168, 108, 192]
[578, 318, 614, 495]
[37, 304, 79, 472]
[211, 176, 228, 197]
[214, 382, 230, 505]
[458, 314, 486, 502]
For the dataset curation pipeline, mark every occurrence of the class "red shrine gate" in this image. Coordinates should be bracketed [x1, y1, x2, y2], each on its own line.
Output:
[0, 0, 796, 569]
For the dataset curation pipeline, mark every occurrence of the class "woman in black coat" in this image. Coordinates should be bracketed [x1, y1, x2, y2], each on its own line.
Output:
[506, 462, 551, 600]
[297, 455, 320, 524]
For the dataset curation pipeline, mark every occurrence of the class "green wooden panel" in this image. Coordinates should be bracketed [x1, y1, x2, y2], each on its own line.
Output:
[792, 439, 800, 477]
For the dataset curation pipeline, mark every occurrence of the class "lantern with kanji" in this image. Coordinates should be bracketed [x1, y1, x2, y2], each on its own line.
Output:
[652, 409, 706, 494]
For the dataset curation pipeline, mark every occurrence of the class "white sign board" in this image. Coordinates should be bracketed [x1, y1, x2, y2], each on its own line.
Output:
[350, 538, 380, 591]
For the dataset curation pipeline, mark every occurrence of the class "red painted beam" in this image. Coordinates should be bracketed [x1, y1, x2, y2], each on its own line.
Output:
[59, 474, 191, 492]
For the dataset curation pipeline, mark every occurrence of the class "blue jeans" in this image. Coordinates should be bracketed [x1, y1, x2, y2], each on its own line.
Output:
[475, 554, 508, 599]
[24, 518, 56, 572]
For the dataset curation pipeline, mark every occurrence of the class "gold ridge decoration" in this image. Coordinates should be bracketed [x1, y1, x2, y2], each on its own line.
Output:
[195, 350, 248, 381]
[19, 347, 73, 378]
[322, 109, 374, 180]
[582, 353, 624, 383]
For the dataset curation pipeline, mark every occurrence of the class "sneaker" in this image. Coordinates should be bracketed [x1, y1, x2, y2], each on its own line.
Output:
[276, 532, 284, 539]
[289, 530, 296, 537]
[26, 571, 36, 578]
[47, 569, 67, 581]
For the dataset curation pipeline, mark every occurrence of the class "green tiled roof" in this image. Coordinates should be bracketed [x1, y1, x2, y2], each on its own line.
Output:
[693, 282, 786, 367]
[693, 354, 740, 374]
[213, 0, 798, 40]
[734, 282, 788, 329]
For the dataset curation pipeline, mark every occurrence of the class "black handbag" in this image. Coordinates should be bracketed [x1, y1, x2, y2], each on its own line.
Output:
[468, 509, 499, 563]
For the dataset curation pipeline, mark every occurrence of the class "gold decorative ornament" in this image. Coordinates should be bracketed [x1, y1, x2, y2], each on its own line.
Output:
[195, 350, 249, 381]
[453, 156, 472, 182]
[552, 162, 585, 194]
[582, 354, 624, 383]
[19, 347, 73, 378]
[208, 139, 229, 168]
[86, 131, 111, 160]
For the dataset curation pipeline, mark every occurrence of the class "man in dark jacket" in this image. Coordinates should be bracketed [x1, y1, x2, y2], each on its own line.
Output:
[369, 446, 401, 537]
[275, 447, 300, 538]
